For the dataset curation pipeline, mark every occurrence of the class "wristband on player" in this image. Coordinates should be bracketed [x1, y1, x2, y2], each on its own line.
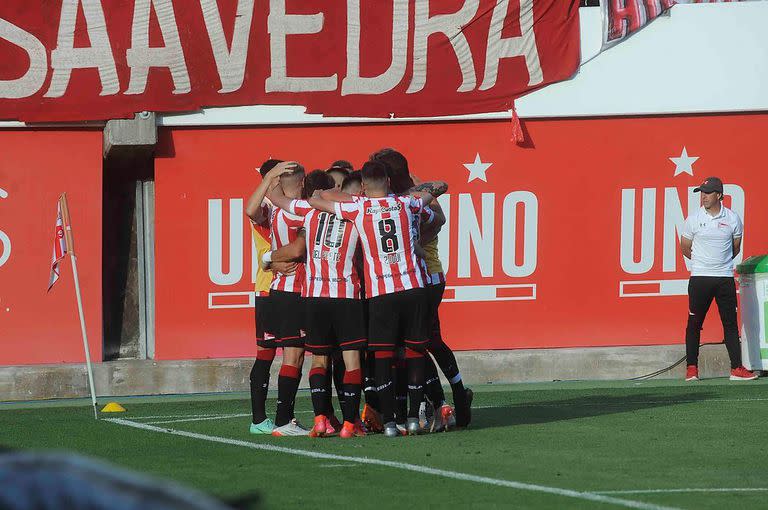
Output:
[261, 251, 273, 269]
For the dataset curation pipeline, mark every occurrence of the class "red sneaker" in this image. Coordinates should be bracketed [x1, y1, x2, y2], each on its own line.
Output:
[730, 366, 758, 381]
[339, 420, 367, 438]
[309, 414, 327, 438]
[685, 365, 699, 382]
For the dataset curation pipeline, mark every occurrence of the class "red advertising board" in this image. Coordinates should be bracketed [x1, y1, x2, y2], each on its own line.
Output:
[0, 0, 579, 122]
[153, 113, 768, 359]
[0, 130, 102, 365]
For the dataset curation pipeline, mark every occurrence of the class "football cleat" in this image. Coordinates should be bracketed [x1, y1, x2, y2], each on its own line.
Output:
[309, 415, 328, 438]
[383, 421, 401, 438]
[685, 365, 699, 382]
[406, 417, 424, 436]
[271, 418, 310, 437]
[339, 420, 367, 438]
[249, 418, 275, 435]
[361, 403, 384, 433]
[433, 404, 453, 432]
[418, 400, 434, 432]
[328, 414, 342, 432]
[324, 416, 338, 436]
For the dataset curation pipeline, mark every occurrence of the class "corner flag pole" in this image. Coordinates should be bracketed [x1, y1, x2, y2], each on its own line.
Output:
[60, 193, 99, 420]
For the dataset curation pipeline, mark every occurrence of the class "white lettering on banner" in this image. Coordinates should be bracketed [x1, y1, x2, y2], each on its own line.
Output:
[45, 0, 119, 98]
[620, 188, 656, 275]
[0, 19, 47, 99]
[438, 192, 539, 279]
[480, 0, 543, 90]
[501, 191, 538, 277]
[126, 0, 191, 95]
[208, 199, 244, 285]
[458, 193, 495, 278]
[200, 0, 255, 94]
[0, 187, 10, 268]
[407, 0, 479, 94]
[265, 0, 338, 93]
[619, 184, 746, 298]
[342, 0, 409, 95]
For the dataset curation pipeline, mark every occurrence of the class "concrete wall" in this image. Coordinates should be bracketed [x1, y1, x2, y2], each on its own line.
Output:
[0, 344, 739, 401]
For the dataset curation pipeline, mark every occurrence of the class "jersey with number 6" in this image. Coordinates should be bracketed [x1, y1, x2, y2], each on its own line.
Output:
[288, 199, 361, 299]
[335, 195, 425, 297]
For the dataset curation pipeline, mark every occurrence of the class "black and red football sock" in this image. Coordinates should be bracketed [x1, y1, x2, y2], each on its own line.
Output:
[249, 348, 275, 424]
[406, 349, 425, 419]
[275, 364, 300, 427]
[341, 367, 362, 423]
[363, 351, 379, 410]
[309, 367, 329, 417]
[424, 353, 445, 405]
[395, 357, 408, 423]
[430, 339, 467, 409]
[373, 351, 395, 424]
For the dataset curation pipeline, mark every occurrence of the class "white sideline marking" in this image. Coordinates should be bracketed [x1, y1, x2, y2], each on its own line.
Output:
[597, 488, 768, 495]
[130, 413, 234, 421]
[147, 413, 251, 425]
[105, 418, 677, 510]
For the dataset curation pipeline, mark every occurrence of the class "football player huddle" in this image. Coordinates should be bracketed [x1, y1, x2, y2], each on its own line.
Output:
[245, 150, 472, 438]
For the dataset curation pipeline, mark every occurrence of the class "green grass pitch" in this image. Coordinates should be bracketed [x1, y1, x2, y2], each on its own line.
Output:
[2, 379, 768, 509]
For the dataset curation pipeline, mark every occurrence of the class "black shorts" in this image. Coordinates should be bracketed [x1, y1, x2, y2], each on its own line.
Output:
[260, 290, 305, 348]
[303, 297, 366, 355]
[367, 288, 429, 352]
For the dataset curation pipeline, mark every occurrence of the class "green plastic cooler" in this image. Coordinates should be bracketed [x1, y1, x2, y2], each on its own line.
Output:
[736, 255, 768, 371]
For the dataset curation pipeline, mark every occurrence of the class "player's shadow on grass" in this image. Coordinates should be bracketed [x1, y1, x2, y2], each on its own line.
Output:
[471, 392, 717, 429]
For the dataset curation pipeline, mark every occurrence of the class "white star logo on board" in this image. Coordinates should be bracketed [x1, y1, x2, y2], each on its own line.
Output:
[463, 153, 493, 183]
[669, 147, 699, 177]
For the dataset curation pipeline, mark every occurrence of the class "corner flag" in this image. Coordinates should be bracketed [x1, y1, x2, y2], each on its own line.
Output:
[48, 199, 68, 291]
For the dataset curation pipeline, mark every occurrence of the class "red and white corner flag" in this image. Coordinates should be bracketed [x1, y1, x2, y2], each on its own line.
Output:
[48, 198, 68, 291]
[45, 193, 98, 419]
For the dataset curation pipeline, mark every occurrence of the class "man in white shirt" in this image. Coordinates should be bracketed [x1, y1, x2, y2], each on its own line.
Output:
[680, 176, 757, 381]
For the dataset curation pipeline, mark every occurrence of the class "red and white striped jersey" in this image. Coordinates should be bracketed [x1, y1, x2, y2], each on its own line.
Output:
[267, 203, 305, 293]
[335, 195, 425, 297]
[288, 199, 361, 299]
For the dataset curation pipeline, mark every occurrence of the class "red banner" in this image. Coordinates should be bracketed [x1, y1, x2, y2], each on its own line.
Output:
[0, 0, 580, 122]
[153, 113, 768, 360]
[0, 130, 102, 365]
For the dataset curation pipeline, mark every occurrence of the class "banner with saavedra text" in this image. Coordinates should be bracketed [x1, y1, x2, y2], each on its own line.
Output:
[0, 0, 580, 122]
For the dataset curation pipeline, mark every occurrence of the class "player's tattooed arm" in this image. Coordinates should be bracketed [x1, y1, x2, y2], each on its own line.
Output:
[408, 180, 448, 198]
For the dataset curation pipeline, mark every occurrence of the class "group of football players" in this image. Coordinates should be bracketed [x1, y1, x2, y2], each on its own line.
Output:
[245, 149, 471, 438]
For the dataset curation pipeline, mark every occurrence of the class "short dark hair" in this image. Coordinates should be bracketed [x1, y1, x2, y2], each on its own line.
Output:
[371, 148, 412, 194]
[361, 160, 389, 187]
[327, 167, 350, 179]
[303, 169, 335, 198]
[341, 170, 362, 192]
[329, 160, 353, 171]
[258, 159, 283, 177]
